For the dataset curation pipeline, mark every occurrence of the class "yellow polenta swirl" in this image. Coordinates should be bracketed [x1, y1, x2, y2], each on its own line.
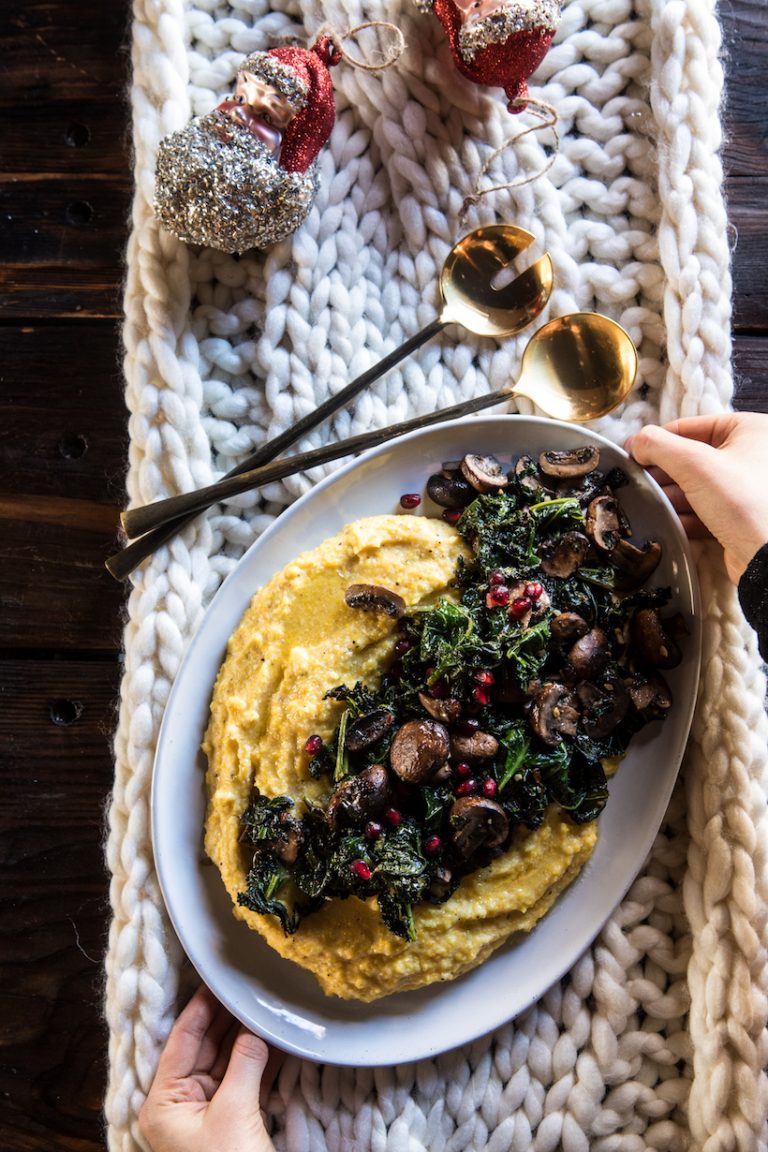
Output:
[203, 515, 596, 1002]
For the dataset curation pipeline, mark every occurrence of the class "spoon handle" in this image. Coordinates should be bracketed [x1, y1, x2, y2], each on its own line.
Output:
[106, 315, 446, 578]
[120, 386, 511, 540]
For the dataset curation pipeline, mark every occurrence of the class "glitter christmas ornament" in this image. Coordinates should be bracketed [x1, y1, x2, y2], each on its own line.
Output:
[415, 0, 561, 111]
[154, 36, 342, 253]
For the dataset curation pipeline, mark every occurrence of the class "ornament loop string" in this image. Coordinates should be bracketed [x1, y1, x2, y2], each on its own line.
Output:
[316, 21, 405, 72]
[457, 97, 560, 232]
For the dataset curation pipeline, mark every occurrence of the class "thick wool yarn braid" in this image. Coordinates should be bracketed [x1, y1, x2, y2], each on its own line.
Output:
[106, 1, 768, 1149]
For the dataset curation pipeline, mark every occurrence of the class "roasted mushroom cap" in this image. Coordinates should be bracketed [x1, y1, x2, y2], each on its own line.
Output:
[326, 764, 391, 830]
[608, 538, 662, 591]
[539, 531, 591, 578]
[551, 612, 589, 643]
[585, 495, 622, 552]
[577, 677, 630, 739]
[450, 730, 500, 764]
[271, 818, 304, 865]
[566, 627, 610, 681]
[529, 682, 580, 745]
[514, 454, 545, 494]
[450, 796, 509, 859]
[418, 692, 462, 724]
[630, 608, 682, 669]
[390, 719, 451, 784]
[426, 470, 475, 509]
[538, 446, 600, 479]
[428, 865, 454, 900]
[627, 672, 673, 720]
[345, 583, 406, 618]
[461, 453, 509, 493]
[345, 709, 395, 752]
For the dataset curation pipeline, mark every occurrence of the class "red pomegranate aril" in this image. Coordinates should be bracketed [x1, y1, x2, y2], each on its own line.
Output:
[365, 821, 383, 841]
[472, 685, 491, 706]
[400, 493, 422, 510]
[486, 585, 510, 608]
[384, 807, 402, 828]
[489, 570, 506, 586]
[482, 778, 498, 799]
[352, 859, 372, 882]
[524, 581, 544, 601]
[474, 670, 495, 686]
[304, 734, 322, 756]
[442, 509, 463, 525]
[424, 835, 442, 856]
[429, 678, 449, 699]
[394, 638, 413, 657]
[455, 761, 472, 779]
[455, 778, 478, 797]
[510, 595, 532, 619]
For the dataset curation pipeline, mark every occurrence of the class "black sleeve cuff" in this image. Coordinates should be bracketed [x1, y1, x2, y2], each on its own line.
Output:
[737, 542, 768, 660]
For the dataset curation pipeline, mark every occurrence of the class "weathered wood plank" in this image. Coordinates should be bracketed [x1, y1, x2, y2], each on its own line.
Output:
[720, 0, 768, 178]
[726, 176, 768, 332]
[0, 658, 119, 1152]
[733, 335, 768, 413]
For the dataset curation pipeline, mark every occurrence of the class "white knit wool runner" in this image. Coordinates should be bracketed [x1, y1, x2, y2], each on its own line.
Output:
[107, 0, 768, 1148]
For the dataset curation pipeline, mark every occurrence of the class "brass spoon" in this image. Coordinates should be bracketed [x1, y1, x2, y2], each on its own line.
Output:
[120, 312, 637, 542]
[107, 224, 553, 579]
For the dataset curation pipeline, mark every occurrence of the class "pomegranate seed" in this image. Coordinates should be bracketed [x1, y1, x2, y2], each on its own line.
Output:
[394, 638, 413, 657]
[482, 778, 498, 798]
[524, 581, 544, 601]
[456, 718, 479, 736]
[424, 835, 442, 856]
[400, 493, 421, 510]
[474, 670, 495, 686]
[455, 762, 472, 779]
[489, 570, 506, 586]
[365, 821, 383, 841]
[472, 686, 491, 707]
[429, 678, 449, 699]
[455, 778, 478, 796]
[442, 508, 462, 525]
[486, 585, 510, 608]
[510, 595, 532, 619]
[352, 859, 372, 882]
[384, 807, 402, 828]
[304, 734, 322, 756]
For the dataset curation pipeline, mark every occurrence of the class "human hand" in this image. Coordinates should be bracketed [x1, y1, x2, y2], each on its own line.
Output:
[625, 412, 768, 583]
[138, 985, 277, 1152]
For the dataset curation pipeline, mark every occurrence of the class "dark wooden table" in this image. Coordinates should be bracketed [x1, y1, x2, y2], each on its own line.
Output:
[1, 3, 765, 1149]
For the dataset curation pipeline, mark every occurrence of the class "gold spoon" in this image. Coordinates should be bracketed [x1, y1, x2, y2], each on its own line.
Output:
[107, 223, 553, 578]
[119, 313, 637, 542]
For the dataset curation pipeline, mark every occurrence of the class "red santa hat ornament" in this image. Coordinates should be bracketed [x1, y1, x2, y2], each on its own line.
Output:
[416, 0, 561, 112]
[155, 25, 402, 253]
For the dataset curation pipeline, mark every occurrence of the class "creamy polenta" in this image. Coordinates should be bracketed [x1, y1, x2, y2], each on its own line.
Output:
[203, 514, 597, 1002]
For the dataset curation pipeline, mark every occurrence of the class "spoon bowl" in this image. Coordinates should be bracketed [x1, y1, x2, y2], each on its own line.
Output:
[119, 311, 637, 544]
[509, 312, 638, 421]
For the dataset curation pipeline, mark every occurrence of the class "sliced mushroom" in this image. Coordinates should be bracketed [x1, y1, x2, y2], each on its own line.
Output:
[627, 672, 673, 721]
[608, 538, 662, 591]
[539, 531, 591, 579]
[566, 627, 610, 681]
[428, 865, 454, 901]
[326, 764, 391, 831]
[450, 796, 509, 859]
[514, 454, 546, 494]
[461, 453, 509, 493]
[418, 692, 462, 724]
[390, 719, 451, 784]
[271, 818, 304, 865]
[630, 608, 682, 669]
[538, 446, 600, 479]
[345, 709, 395, 752]
[345, 583, 406, 618]
[450, 730, 500, 764]
[529, 682, 580, 745]
[426, 470, 475, 509]
[551, 612, 589, 643]
[577, 677, 630, 739]
[585, 495, 621, 552]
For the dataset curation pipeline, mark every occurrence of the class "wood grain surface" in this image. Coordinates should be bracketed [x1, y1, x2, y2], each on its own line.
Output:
[0, 3, 765, 1149]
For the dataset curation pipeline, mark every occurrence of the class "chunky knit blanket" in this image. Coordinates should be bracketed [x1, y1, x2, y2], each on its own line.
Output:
[107, 0, 768, 1148]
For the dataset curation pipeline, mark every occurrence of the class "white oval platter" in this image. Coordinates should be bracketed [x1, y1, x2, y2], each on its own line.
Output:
[152, 414, 701, 1067]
